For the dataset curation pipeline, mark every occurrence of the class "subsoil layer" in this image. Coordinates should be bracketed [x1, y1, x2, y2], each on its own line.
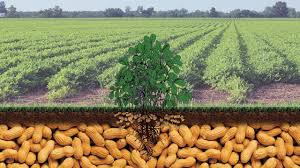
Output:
[1, 118, 300, 168]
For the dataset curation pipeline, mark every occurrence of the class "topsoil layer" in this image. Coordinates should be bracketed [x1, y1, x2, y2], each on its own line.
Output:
[0, 111, 299, 126]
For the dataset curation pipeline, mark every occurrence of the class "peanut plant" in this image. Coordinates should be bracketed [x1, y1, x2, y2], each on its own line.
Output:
[109, 34, 192, 156]
[109, 34, 191, 108]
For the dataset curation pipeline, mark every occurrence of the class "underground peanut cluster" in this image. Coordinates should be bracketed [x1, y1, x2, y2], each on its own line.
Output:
[1, 121, 300, 168]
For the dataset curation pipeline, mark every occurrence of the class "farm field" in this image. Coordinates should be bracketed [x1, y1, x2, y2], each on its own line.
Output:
[0, 18, 299, 104]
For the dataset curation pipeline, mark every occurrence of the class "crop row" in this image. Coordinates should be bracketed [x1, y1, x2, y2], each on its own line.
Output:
[0, 28, 160, 63]
[0, 30, 169, 100]
[96, 23, 227, 92]
[0, 23, 210, 100]
[203, 23, 249, 102]
[251, 30, 300, 81]
[0, 29, 157, 75]
[199, 21, 299, 101]
[46, 24, 218, 100]
[178, 23, 229, 86]
[0, 22, 206, 63]
[0, 19, 208, 49]
[237, 21, 298, 85]
[168, 23, 220, 53]
[0, 31, 133, 57]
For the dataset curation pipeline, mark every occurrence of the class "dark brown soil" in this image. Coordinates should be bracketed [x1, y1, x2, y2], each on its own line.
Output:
[2, 83, 300, 105]
[0, 111, 299, 125]
[192, 86, 229, 104]
[247, 83, 300, 104]
[56, 89, 110, 105]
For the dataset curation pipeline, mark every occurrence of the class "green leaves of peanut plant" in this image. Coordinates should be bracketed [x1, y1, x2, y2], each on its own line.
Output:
[109, 34, 192, 108]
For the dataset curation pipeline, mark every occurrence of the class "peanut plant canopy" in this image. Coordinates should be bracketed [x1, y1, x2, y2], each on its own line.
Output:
[109, 34, 192, 108]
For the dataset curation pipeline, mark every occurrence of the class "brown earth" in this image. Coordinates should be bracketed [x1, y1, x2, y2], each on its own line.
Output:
[0, 109, 299, 124]
[247, 83, 300, 104]
[3, 83, 300, 105]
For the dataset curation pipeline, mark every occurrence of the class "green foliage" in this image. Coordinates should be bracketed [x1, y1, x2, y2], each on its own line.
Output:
[0, 1, 6, 14]
[0, 19, 299, 104]
[39, 5, 63, 18]
[238, 22, 298, 84]
[109, 34, 192, 108]
[6, 5, 19, 18]
[203, 24, 250, 103]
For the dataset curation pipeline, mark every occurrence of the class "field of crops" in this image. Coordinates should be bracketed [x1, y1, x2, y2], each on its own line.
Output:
[0, 19, 299, 103]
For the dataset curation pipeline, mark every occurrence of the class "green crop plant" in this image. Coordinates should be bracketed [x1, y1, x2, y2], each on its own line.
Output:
[109, 34, 192, 156]
[109, 34, 192, 109]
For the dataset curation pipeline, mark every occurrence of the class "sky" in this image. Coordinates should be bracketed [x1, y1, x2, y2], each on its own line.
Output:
[3, 0, 300, 12]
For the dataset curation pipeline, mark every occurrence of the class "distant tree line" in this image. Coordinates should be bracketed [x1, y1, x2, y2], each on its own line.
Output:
[0, 1, 18, 17]
[0, 1, 299, 18]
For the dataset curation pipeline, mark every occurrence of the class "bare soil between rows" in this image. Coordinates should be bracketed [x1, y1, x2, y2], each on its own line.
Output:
[3, 83, 300, 105]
